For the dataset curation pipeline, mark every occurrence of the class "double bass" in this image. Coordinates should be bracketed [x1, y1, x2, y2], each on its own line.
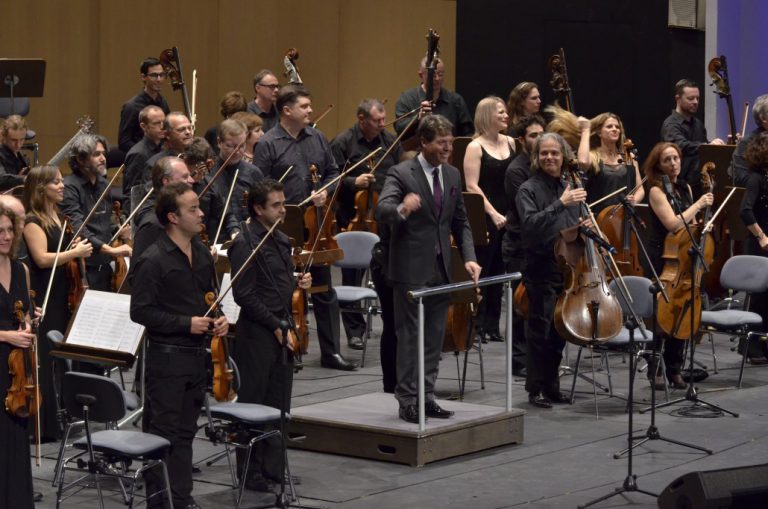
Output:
[657, 164, 716, 340]
[708, 55, 738, 144]
[548, 48, 575, 113]
[159, 46, 193, 121]
[401, 29, 440, 152]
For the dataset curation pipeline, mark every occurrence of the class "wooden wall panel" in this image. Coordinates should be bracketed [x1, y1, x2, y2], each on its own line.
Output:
[0, 0, 456, 164]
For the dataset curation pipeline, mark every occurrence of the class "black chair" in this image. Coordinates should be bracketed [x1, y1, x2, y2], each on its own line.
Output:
[56, 372, 172, 509]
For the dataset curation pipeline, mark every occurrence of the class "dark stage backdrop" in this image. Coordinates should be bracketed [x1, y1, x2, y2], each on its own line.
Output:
[456, 0, 706, 160]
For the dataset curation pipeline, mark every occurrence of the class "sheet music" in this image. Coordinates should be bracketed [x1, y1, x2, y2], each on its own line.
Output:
[65, 290, 144, 354]
[219, 273, 241, 323]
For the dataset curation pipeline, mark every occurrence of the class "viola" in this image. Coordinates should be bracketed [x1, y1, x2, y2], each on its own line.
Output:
[111, 201, 130, 292]
[657, 164, 716, 340]
[205, 291, 235, 402]
[5, 300, 40, 419]
[64, 220, 89, 313]
[303, 164, 340, 253]
[348, 159, 378, 234]
[595, 140, 644, 277]
[291, 286, 309, 355]
[554, 168, 623, 347]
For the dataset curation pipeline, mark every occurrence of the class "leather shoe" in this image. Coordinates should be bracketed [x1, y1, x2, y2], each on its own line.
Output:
[244, 475, 273, 492]
[513, 366, 527, 377]
[33, 491, 43, 502]
[399, 404, 419, 423]
[544, 391, 571, 404]
[266, 473, 302, 485]
[347, 336, 364, 350]
[320, 354, 358, 371]
[425, 401, 454, 418]
[669, 374, 687, 389]
[528, 392, 552, 409]
[486, 332, 504, 342]
[183, 501, 203, 509]
[749, 356, 768, 365]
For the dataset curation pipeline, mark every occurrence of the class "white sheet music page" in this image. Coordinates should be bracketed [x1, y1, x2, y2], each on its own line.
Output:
[219, 273, 241, 323]
[65, 290, 145, 354]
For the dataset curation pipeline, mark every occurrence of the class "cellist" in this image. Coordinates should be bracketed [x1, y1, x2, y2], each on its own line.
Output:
[330, 98, 402, 350]
[229, 179, 311, 492]
[515, 132, 584, 409]
[644, 142, 713, 389]
[0, 203, 36, 508]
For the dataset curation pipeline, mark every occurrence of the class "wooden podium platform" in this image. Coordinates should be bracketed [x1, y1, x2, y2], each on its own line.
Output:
[288, 392, 525, 467]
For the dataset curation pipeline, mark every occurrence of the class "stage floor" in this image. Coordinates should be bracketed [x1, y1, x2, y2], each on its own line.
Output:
[32, 312, 768, 508]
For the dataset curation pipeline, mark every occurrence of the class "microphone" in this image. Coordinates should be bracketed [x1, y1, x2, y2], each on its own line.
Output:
[660, 174, 680, 211]
[619, 194, 646, 229]
[579, 226, 617, 255]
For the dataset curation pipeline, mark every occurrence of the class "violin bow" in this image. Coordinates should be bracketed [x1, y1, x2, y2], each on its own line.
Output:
[65, 164, 125, 250]
[310, 104, 334, 128]
[190, 69, 198, 134]
[740, 102, 750, 141]
[367, 115, 418, 175]
[198, 141, 246, 198]
[383, 106, 421, 129]
[297, 147, 382, 207]
[25, 290, 42, 466]
[278, 165, 295, 183]
[213, 169, 239, 245]
[109, 188, 154, 243]
[704, 187, 737, 234]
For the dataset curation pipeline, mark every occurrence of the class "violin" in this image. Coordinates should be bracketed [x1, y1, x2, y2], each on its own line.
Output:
[64, 220, 89, 313]
[348, 159, 378, 234]
[708, 55, 738, 143]
[553, 168, 623, 347]
[548, 48, 575, 113]
[595, 140, 644, 277]
[159, 46, 193, 121]
[111, 201, 130, 292]
[291, 283, 309, 355]
[205, 291, 235, 402]
[657, 163, 716, 340]
[303, 164, 340, 253]
[5, 299, 40, 419]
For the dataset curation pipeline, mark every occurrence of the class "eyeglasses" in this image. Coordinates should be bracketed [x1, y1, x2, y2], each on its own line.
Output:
[257, 83, 280, 90]
[145, 72, 168, 80]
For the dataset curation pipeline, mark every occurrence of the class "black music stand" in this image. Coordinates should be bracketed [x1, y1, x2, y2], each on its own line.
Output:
[699, 144, 736, 187]
[0, 58, 46, 114]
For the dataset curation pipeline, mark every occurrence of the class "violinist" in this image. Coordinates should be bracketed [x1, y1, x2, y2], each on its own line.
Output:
[506, 82, 542, 130]
[122, 105, 166, 199]
[738, 132, 768, 363]
[22, 165, 93, 441]
[230, 111, 265, 164]
[661, 79, 725, 199]
[394, 56, 474, 137]
[515, 132, 583, 408]
[62, 134, 132, 291]
[254, 84, 357, 371]
[644, 142, 714, 389]
[729, 94, 768, 186]
[118, 57, 171, 154]
[229, 179, 311, 492]
[330, 98, 402, 350]
[502, 114, 546, 375]
[203, 91, 248, 155]
[464, 96, 516, 343]
[0, 115, 29, 192]
[139, 111, 194, 191]
[182, 137, 223, 242]
[247, 69, 280, 133]
[130, 182, 228, 509]
[0, 203, 36, 509]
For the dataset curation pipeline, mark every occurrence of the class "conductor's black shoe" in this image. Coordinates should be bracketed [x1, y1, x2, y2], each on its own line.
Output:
[528, 392, 552, 409]
[399, 404, 419, 423]
[347, 336, 364, 350]
[544, 391, 571, 404]
[320, 354, 358, 371]
[487, 332, 504, 342]
[425, 401, 454, 418]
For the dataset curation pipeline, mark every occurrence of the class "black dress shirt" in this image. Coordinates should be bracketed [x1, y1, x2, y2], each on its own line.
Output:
[730, 127, 765, 186]
[504, 151, 532, 241]
[130, 232, 216, 347]
[229, 219, 295, 332]
[253, 124, 339, 205]
[206, 159, 263, 239]
[330, 124, 402, 225]
[740, 169, 768, 228]
[247, 100, 279, 133]
[660, 110, 710, 185]
[394, 86, 474, 137]
[118, 90, 170, 153]
[61, 172, 113, 267]
[0, 145, 27, 191]
[123, 136, 162, 195]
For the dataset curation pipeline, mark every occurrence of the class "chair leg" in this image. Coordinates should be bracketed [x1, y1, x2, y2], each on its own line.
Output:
[708, 331, 718, 373]
[569, 347, 583, 404]
[360, 304, 373, 368]
[602, 351, 613, 397]
[52, 421, 77, 487]
[738, 332, 755, 389]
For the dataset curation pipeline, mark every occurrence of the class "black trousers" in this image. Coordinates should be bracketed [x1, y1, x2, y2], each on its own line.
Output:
[309, 265, 341, 359]
[144, 346, 206, 508]
[340, 267, 368, 340]
[524, 271, 565, 396]
[86, 263, 113, 292]
[233, 319, 293, 481]
[476, 225, 504, 334]
[370, 262, 396, 392]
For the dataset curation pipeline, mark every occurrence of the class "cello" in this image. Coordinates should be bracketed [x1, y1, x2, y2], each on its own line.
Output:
[554, 167, 623, 347]
[657, 163, 717, 340]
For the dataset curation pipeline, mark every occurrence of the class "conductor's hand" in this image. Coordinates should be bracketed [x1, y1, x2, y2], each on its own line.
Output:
[190, 316, 213, 335]
[400, 192, 421, 218]
[212, 316, 229, 337]
[560, 184, 587, 207]
[355, 174, 375, 188]
[465, 261, 482, 285]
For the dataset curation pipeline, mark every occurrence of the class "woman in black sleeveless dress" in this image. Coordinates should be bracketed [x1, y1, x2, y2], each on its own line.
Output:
[464, 96, 516, 341]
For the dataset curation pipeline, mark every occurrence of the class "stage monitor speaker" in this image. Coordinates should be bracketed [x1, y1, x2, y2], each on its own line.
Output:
[668, 0, 705, 30]
[658, 463, 768, 509]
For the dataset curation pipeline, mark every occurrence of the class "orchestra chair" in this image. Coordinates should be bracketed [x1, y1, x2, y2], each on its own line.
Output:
[0, 97, 39, 165]
[699, 255, 768, 388]
[48, 330, 140, 489]
[332, 230, 381, 366]
[569, 276, 661, 413]
[56, 372, 172, 509]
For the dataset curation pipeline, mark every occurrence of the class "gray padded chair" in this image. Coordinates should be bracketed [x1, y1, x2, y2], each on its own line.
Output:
[333, 231, 380, 366]
[57, 372, 172, 509]
[700, 255, 768, 388]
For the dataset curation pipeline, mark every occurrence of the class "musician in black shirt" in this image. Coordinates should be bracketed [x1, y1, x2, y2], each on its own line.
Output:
[118, 57, 171, 154]
[515, 132, 583, 408]
[247, 70, 280, 133]
[123, 105, 165, 197]
[0, 115, 29, 192]
[130, 182, 228, 509]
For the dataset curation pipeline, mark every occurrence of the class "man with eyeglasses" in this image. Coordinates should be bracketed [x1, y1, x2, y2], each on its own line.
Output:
[122, 105, 166, 199]
[394, 57, 473, 137]
[248, 69, 280, 133]
[118, 57, 171, 154]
